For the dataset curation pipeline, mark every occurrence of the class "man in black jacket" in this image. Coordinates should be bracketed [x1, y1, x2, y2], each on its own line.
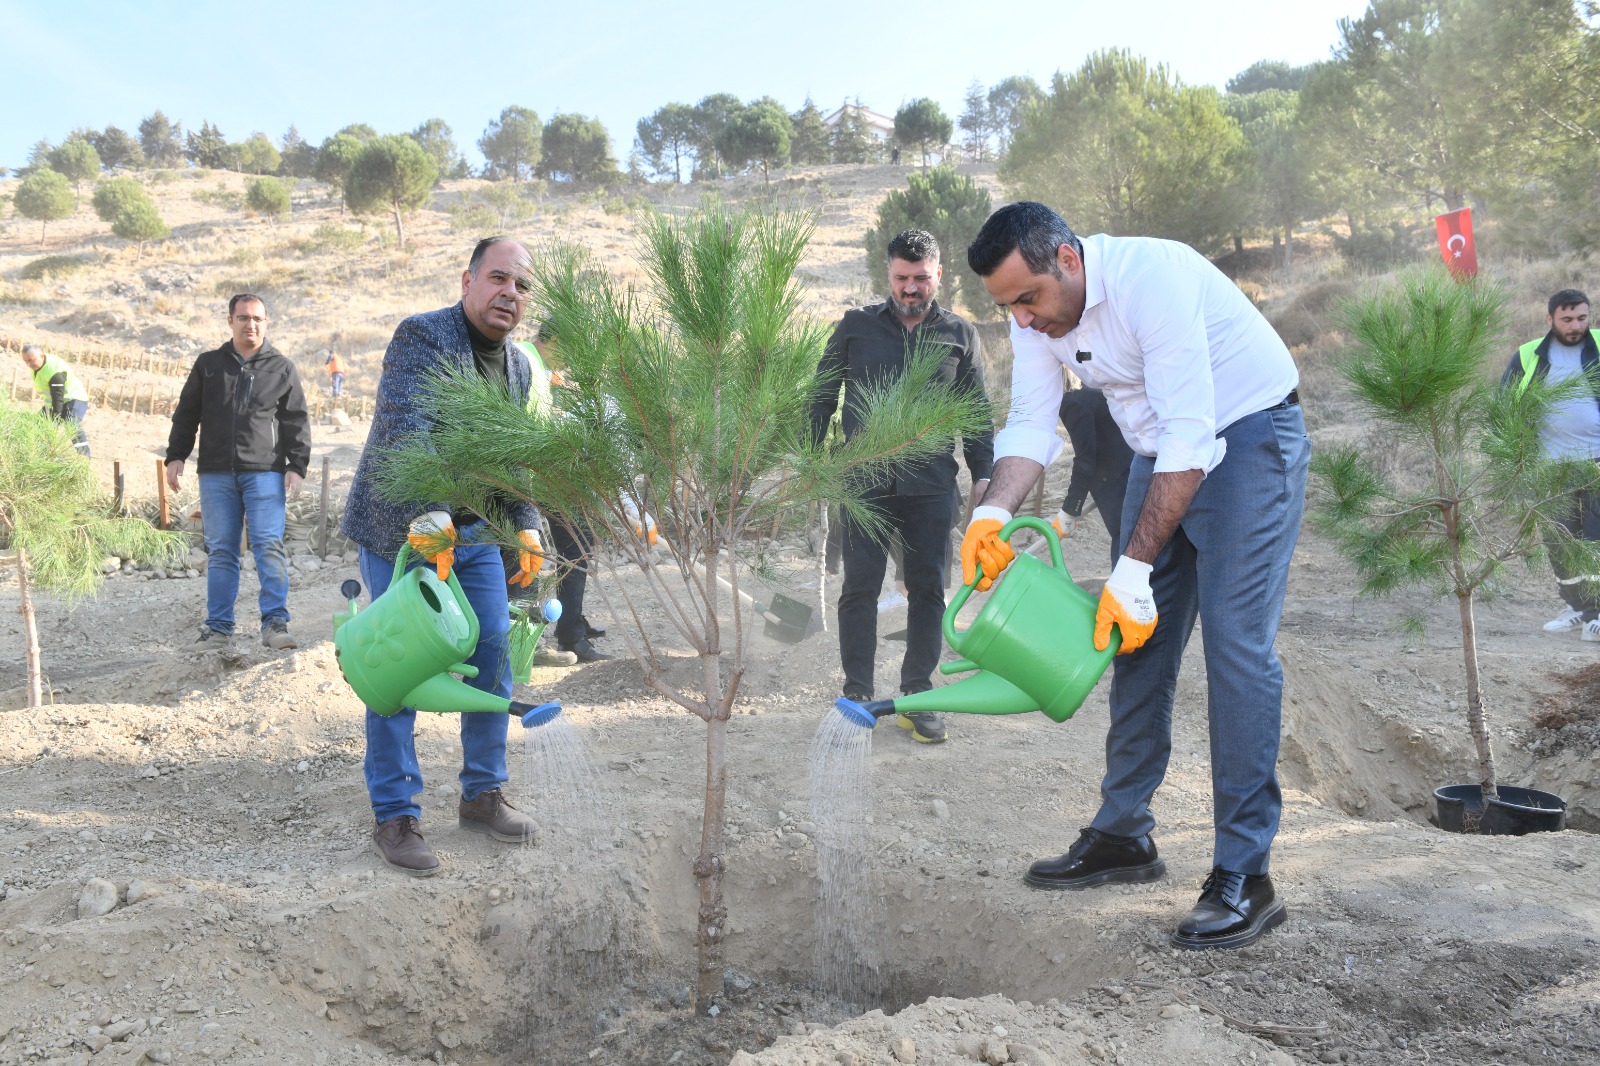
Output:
[810, 229, 996, 744]
[166, 293, 311, 649]
[1052, 386, 1134, 565]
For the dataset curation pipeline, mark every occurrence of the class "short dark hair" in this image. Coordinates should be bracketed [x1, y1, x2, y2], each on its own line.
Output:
[535, 318, 557, 343]
[887, 229, 939, 264]
[1549, 289, 1590, 316]
[967, 201, 1083, 279]
[228, 293, 265, 316]
[468, 235, 518, 278]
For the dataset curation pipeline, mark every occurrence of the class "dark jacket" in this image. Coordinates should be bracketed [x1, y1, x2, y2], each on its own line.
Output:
[341, 303, 541, 558]
[808, 300, 995, 495]
[165, 340, 311, 477]
[1059, 387, 1134, 516]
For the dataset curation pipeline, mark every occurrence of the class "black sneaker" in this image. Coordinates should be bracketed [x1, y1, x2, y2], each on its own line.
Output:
[262, 622, 297, 650]
[896, 712, 946, 744]
[558, 637, 614, 663]
[582, 616, 606, 639]
[195, 626, 232, 644]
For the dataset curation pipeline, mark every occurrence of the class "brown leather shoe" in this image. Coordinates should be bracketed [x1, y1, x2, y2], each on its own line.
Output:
[372, 815, 440, 877]
[459, 788, 539, 843]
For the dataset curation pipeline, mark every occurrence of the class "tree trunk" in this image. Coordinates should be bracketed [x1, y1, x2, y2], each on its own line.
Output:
[1233, 233, 1244, 256]
[693, 678, 730, 1012]
[391, 200, 405, 250]
[1456, 589, 1498, 802]
[19, 548, 44, 709]
[1282, 215, 1294, 270]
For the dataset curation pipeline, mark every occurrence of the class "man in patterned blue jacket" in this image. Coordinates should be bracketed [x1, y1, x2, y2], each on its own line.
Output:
[342, 236, 547, 876]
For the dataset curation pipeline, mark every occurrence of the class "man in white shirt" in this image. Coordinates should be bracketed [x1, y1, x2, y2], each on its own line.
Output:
[1501, 289, 1600, 639]
[960, 202, 1309, 951]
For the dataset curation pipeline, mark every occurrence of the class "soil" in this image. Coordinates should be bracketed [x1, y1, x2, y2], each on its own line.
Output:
[4, 167, 1600, 1066]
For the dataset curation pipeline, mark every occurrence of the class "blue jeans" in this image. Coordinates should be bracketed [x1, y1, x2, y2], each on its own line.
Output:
[359, 538, 512, 822]
[198, 471, 290, 635]
[1092, 406, 1309, 875]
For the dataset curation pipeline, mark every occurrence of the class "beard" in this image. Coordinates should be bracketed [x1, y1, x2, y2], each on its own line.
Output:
[891, 292, 932, 318]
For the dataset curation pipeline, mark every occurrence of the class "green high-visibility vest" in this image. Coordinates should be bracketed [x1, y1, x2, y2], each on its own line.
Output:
[1514, 330, 1600, 395]
[514, 341, 554, 417]
[31, 351, 89, 404]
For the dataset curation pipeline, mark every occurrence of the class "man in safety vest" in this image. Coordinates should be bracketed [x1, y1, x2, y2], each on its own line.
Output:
[325, 348, 346, 399]
[20, 343, 91, 456]
[1501, 288, 1600, 639]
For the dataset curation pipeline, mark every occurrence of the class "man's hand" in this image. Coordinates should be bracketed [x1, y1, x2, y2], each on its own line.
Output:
[1051, 508, 1077, 539]
[508, 528, 543, 588]
[960, 506, 1016, 591]
[1094, 555, 1157, 654]
[406, 510, 457, 581]
[165, 460, 183, 493]
[620, 494, 657, 546]
[284, 471, 303, 500]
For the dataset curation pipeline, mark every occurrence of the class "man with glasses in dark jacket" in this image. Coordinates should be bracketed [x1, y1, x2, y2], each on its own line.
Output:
[166, 293, 310, 650]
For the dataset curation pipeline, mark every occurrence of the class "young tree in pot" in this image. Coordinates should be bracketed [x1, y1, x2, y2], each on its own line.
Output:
[376, 204, 991, 1009]
[1312, 270, 1600, 831]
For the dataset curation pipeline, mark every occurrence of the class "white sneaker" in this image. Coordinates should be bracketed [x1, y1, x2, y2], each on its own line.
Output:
[1544, 608, 1584, 632]
[876, 589, 908, 612]
[1584, 619, 1600, 642]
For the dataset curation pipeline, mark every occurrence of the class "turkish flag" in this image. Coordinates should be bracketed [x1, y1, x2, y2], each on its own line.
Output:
[1434, 208, 1478, 279]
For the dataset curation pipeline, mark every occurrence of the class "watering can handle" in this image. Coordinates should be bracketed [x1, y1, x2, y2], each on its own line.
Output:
[392, 543, 479, 650]
[942, 515, 1067, 653]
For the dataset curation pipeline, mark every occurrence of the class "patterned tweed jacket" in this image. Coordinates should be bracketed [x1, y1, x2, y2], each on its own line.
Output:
[341, 303, 540, 558]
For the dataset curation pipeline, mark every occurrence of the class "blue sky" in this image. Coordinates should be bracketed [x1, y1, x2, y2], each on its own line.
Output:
[0, 0, 1370, 171]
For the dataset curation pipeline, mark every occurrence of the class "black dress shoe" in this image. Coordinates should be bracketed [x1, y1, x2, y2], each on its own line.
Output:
[558, 637, 614, 663]
[582, 616, 606, 639]
[1171, 867, 1286, 951]
[1024, 827, 1167, 890]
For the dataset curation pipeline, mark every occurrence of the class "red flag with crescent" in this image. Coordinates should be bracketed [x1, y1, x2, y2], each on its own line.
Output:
[1434, 208, 1478, 279]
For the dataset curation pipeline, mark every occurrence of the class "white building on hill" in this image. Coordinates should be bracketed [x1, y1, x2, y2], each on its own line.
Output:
[821, 103, 896, 145]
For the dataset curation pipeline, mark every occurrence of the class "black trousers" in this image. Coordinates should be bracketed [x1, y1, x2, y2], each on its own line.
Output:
[548, 517, 593, 645]
[838, 491, 954, 699]
[1088, 474, 1128, 566]
[1547, 481, 1600, 620]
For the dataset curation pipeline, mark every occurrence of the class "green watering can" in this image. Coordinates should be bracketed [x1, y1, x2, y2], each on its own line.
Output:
[835, 515, 1118, 729]
[333, 544, 560, 727]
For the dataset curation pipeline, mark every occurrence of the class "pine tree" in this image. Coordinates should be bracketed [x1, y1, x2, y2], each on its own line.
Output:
[14, 169, 75, 246]
[280, 124, 317, 178]
[185, 121, 229, 169]
[0, 400, 183, 707]
[957, 80, 993, 162]
[344, 135, 437, 248]
[48, 138, 101, 204]
[375, 204, 991, 1010]
[479, 106, 542, 182]
[112, 200, 169, 262]
[1313, 271, 1600, 812]
[789, 97, 830, 165]
[893, 98, 953, 167]
[138, 111, 184, 167]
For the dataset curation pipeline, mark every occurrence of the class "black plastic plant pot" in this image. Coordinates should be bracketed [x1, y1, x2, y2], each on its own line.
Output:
[1434, 783, 1567, 835]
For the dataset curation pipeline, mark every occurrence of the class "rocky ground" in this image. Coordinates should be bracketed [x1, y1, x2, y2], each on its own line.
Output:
[5, 165, 1600, 1066]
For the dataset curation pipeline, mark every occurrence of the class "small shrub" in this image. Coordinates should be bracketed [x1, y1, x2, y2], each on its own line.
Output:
[300, 224, 367, 254]
[20, 254, 90, 280]
[245, 176, 291, 219]
[1334, 222, 1427, 271]
[92, 176, 150, 224]
[446, 202, 498, 234]
[228, 248, 264, 268]
[193, 183, 243, 210]
[148, 170, 177, 184]
[190, 168, 212, 180]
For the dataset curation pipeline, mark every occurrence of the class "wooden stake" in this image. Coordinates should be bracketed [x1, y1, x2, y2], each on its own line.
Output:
[113, 460, 124, 513]
[156, 458, 170, 531]
[317, 455, 331, 557]
[19, 549, 44, 709]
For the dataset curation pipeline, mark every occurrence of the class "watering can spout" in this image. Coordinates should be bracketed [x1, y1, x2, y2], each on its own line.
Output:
[403, 672, 516, 715]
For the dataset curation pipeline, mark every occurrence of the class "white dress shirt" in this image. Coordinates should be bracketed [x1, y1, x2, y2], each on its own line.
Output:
[994, 234, 1299, 476]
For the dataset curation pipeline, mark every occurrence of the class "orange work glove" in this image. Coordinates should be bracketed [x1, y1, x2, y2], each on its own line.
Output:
[407, 510, 457, 581]
[1051, 508, 1078, 539]
[960, 507, 1016, 592]
[509, 528, 544, 588]
[1094, 555, 1158, 654]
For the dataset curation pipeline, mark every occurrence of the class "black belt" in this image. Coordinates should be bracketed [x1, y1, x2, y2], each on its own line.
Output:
[1265, 389, 1300, 412]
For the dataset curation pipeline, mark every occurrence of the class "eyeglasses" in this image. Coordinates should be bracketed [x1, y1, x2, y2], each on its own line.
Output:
[232, 315, 267, 325]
